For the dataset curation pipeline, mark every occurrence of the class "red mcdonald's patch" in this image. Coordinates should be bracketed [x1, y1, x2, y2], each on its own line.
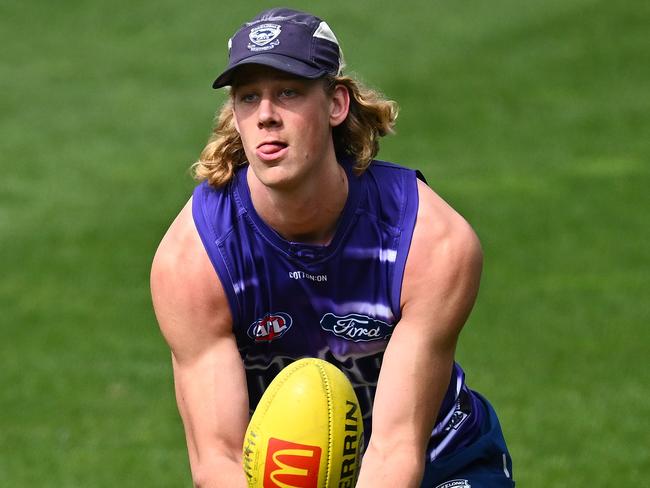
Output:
[263, 437, 322, 488]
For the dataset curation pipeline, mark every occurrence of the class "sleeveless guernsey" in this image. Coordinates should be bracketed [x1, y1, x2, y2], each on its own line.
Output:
[192, 159, 485, 461]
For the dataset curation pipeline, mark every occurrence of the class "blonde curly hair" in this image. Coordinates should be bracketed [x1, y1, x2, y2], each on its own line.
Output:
[192, 74, 398, 187]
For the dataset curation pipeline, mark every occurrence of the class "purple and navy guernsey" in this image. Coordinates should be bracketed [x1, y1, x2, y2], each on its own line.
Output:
[192, 159, 485, 462]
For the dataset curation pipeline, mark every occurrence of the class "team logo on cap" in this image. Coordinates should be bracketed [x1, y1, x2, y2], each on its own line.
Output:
[248, 23, 281, 52]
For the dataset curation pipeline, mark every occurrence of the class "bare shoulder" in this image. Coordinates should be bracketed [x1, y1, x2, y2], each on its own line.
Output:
[151, 197, 212, 283]
[150, 197, 232, 362]
[400, 179, 483, 333]
[410, 179, 483, 261]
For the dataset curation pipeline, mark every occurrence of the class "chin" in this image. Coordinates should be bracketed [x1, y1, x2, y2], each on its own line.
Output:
[251, 163, 300, 190]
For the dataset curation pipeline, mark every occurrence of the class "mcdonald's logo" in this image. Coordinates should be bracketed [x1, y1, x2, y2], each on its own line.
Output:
[263, 437, 322, 488]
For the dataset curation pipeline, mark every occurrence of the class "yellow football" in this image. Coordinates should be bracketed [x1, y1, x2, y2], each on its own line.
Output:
[243, 358, 364, 488]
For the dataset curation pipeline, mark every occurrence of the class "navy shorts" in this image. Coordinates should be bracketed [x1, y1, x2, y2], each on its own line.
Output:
[420, 392, 515, 488]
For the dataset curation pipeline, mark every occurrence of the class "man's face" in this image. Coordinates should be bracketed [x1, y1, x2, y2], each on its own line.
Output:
[231, 65, 347, 191]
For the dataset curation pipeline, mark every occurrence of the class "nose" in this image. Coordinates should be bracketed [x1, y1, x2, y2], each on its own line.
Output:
[257, 97, 281, 129]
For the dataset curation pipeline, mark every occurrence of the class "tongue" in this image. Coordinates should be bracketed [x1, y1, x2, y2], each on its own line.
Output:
[258, 143, 286, 154]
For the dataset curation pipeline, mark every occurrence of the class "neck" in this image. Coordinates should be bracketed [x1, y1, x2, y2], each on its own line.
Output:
[247, 161, 349, 245]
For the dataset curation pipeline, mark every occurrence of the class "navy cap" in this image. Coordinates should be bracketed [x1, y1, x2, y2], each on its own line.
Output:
[212, 8, 342, 88]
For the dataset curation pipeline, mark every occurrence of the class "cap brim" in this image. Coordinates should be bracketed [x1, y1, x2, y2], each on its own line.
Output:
[212, 53, 329, 88]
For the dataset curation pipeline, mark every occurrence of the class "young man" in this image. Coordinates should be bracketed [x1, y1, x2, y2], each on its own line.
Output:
[151, 8, 514, 488]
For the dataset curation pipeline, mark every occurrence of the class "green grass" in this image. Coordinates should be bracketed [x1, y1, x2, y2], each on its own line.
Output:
[1, 0, 648, 485]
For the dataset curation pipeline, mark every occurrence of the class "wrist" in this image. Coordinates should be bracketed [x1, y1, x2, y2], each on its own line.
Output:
[355, 441, 424, 488]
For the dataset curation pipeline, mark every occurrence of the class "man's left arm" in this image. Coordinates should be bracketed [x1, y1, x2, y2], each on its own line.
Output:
[355, 180, 483, 488]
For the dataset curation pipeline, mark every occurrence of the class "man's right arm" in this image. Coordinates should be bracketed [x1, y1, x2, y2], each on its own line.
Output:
[151, 198, 249, 488]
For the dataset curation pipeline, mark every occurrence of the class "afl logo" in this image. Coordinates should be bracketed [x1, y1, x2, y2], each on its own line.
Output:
[248, 312, 293, 343]
[248, 23, 281, 51]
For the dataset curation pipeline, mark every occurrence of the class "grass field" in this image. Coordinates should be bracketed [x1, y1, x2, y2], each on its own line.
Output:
[1, 0, 649, 486]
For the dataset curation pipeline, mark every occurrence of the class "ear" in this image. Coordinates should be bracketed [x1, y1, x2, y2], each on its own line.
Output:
[329, 84, 350, 127]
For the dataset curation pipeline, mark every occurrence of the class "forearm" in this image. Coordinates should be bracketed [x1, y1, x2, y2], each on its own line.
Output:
[355, 441, 424, 488]
[171, 348, 249, 488]
[354, 320, 453, 488]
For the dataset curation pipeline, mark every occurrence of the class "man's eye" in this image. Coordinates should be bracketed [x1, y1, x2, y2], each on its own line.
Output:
[239, 93, 258, 103]
[280, 88, 297, 98]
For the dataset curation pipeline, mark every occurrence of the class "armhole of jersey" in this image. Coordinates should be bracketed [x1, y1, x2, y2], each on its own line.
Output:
[191, 183, 240, 325]
[390, 169, 420, 318]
